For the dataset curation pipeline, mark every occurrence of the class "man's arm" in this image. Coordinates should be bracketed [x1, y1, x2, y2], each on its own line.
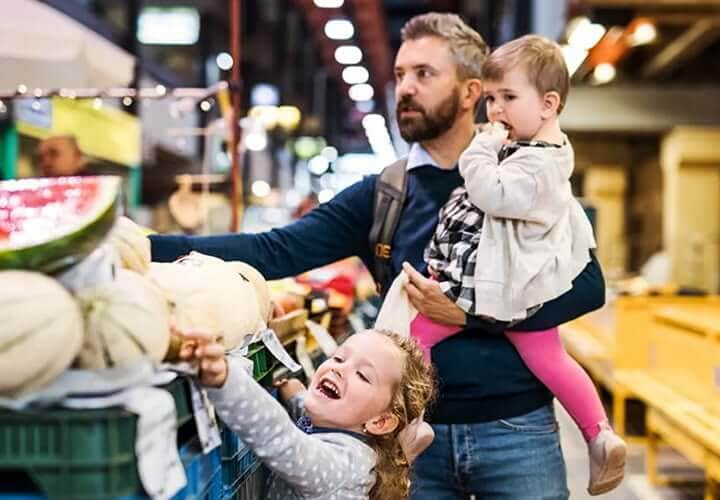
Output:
[149, 177, 376, 280]
[404, 252, 605, 333]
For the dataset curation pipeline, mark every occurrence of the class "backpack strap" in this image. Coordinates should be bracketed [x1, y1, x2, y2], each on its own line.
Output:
[369, 158, 408, 293]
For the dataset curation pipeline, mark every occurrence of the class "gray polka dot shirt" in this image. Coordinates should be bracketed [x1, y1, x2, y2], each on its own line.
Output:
[208, 358, 377, 499]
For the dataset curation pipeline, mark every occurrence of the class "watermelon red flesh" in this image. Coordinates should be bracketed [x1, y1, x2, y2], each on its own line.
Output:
[0, 176, 119, 273]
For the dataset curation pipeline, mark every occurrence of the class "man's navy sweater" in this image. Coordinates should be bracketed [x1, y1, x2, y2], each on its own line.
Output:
[150, 165, 605, 423]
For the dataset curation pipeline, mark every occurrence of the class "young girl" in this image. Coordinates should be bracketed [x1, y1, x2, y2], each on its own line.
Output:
[182, 328, 435, 499]
[376, 35, 626, 495]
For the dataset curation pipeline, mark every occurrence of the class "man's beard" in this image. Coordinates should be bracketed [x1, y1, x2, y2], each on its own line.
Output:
[396, 87, 460, 143]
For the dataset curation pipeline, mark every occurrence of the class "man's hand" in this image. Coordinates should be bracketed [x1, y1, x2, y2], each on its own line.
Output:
[402, 262, 466, 327]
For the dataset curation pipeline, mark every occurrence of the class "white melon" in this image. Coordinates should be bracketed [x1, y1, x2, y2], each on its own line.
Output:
[76, 269, 170, 369]
[148, 258, 265, 350]
[0, 271, 83, 396]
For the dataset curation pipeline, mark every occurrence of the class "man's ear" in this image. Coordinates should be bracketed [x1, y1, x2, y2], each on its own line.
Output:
[461, 78, 483, 113]
[541, 91, 561, 119]
[364, 412, 400, 436]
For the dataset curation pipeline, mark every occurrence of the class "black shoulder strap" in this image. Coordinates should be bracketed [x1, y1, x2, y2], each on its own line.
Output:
[369, 158, 408, 293]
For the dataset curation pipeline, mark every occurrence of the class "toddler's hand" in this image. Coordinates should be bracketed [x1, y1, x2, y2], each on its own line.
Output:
[177, 328, 229, 388]
[475, 122, 509, 153]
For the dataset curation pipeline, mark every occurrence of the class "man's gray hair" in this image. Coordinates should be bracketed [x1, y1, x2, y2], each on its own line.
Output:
[401, 12, 489, 80]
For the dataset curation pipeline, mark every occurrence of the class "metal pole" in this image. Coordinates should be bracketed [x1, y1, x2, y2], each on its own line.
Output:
[229, 0, 243, 231]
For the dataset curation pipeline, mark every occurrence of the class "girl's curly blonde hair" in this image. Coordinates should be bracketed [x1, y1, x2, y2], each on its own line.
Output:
[366, 329, 436, 500]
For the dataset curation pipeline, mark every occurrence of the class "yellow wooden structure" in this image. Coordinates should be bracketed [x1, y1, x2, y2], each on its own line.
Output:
[612, 305, 720, 499]
[560, 295, 720, 441]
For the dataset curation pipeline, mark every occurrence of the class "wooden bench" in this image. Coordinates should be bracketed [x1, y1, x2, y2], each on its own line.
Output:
[560, 295, 720, 441]
[614, 369, 720, 500]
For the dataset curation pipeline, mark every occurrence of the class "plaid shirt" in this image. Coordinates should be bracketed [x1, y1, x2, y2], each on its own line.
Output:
[425, 140, 560, 316]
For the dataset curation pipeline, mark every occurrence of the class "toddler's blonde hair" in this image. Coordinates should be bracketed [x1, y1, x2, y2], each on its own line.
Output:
[483, 34, 570, 113]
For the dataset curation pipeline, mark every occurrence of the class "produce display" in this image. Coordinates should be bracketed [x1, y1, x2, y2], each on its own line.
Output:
[0, 271, 83, 396]
[0, 176, 119, 273]
[148, 253, 271, 350]
[76, 268, 171, 369]
[0, 179, 273, 396]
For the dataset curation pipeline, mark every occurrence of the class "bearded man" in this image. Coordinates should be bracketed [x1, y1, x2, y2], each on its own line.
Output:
[147, 13, 604, 499]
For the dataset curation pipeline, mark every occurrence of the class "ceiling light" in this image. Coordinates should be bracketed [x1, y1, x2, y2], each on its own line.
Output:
[251, 180, 271, 197]
[321, 146, 339, 162]
[138, 7, 200, 45]
[245, 131, 268, 151]
[249, 105, 279, 129]
[314, 0, 344, 7]
[361, 113, 385, 130]
[342, 66, 369, 85]
[277, 106, 302, 131]
[216, 52, 233, 70]
[355, 100, 375, 113]
[567, 17, 606, 50]
[324, 20, 354, 40]
[335, 45, 362, 65]
[348, 83, 374, 102]
[561, 45, 588, 77]
[593, 63, 616, 84]
[631, 21, 657, 46]
[308, 156, 331, 175]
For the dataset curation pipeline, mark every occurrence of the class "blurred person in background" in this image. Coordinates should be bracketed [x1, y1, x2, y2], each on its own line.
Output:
[144, 12, 605, 499]
[35, 134, 90, 177]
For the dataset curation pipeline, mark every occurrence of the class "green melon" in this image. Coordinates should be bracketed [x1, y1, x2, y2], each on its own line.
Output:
[0, 176, 119, 273]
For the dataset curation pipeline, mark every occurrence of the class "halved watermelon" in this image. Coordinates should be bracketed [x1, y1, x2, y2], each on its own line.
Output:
[0, 176, 119, 273]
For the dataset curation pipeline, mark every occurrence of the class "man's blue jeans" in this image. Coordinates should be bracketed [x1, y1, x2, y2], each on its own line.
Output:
[411, 405, 569, 499]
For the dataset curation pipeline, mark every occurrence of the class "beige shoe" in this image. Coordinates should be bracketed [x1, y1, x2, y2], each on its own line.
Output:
[587, 423, 627, 495]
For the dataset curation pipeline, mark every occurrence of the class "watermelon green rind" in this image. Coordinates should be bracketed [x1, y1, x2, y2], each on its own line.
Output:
[0, 177, 120, 274]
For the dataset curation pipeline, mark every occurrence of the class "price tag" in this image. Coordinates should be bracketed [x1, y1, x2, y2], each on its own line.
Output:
[260, 328, 302, 373]
[189, 381, 221, 453]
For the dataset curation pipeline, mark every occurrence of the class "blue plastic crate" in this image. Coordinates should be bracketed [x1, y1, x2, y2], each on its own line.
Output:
[220, 425, 258, 497]
[172, 438, 222, 500]
[225, 464, 265, 500]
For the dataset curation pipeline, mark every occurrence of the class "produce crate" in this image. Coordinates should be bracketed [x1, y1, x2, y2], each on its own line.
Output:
[0, 377, 194, 499]
[0, 405, 140, 499]
[173, 437, 222, 500]
[246, 342, 280, 388]
[226, 464, 265, 500]
[219, 424, 258, 498]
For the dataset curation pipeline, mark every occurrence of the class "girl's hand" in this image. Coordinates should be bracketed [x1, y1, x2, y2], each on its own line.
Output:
[274, 378, 306, 402]
[177, 329, 229, 388]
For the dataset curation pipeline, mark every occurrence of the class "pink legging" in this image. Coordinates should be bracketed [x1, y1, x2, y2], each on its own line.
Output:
[410, 313, 607, 442]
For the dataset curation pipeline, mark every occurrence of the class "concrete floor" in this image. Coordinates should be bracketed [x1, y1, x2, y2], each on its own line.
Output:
[558, 403, 707, 500]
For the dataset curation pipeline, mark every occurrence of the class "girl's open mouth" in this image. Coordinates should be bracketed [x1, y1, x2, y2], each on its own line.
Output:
[316, 378, 341, 399]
